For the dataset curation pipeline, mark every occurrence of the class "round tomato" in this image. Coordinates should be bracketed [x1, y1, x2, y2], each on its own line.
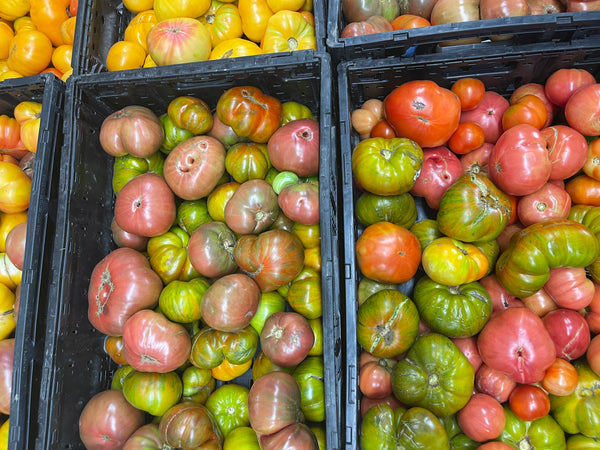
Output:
[0, 162, 30, 214]
[7, 29, 53, 76]
[448, 121, 485, 155]
[122, 370, 183, 416]
[451, 77, 485, 111]
[567, 174, 600, 206]
[205, 384, 250, 437]
[106, 40, 146, 71]
[509, 384, 551, 422]
[502, 94, 547, 131]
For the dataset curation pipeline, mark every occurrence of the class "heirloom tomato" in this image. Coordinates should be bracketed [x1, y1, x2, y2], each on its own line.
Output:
[0, 0, 30, 21]
[460, 91, 510, 144]
[356, 221, 421, 284]
[355, 191, 417, 228]
[287, 267, 321, 319]
[223, 426, 260, 450]
[225, 142, 270, 183]
[384, 80, 461, 148]
[217, 86, 282, 144]
[0, 161, 29, 214]
[278, 180, 319, 226]
[357, 289, 419, 358]
[268, 118, 319, 177]
[508, 384, 551, 422]
[124, 10, 157, 52]
[205, 384, 250, 436]
[542, 124, 588, 181]
[544, 67, 596, 107]
[0, 115, 21, 151]
[409, 218, 442, 250]
[421, 237, 488, 286]
[123, 424, 165, 448]
[188, 221, 237, 279]
[451, 77, 485, 111]
[158, 277, 209, 324]
[517, 182, 571, 227]
[457, 393, 505, 442]
[147, 226, 200, 284]
[29, 0, 70, 46]
[565, 83, 600, 137]
[392, 333, 475, 417]
[292, 356, 325, 422]
[448, 121, 485, 155]
[224, 179, 279, 234]
[159, 114, 193, 155]
[502, 94, 547, 131]
[154, 0, 211, 21]
[238, 0, 273, 43]
[112, 152, 164, 194]
[541, 358, 578, 397]
[122, 370, 183, 417]
[167, 96, 213, 136]
[585, 138, 600, 181]
[7, 30, 53, 77]
[251, 350, 295, 380]
[210, 38, 263, 59]
[567, 174, 600, 207]
[190, 325, 259, 369]
[176, 199, 211, 235]
[352, 137, 424, 196]
[391, 14, 431, 29]
[260, 311, 314, 367]
[158, 402, 223, 449]
[281, 101, 314, 125]
[201, 3, 243, 48]
[544, 266, 594, 310]
[147, 18, 212, 66]
[181, 366, 214, 403]
[498, 405, 566, 449]
[106, 40, 146, 71]
[261, 10, 316, 52]
[104, 335, 126, 365]
[79, 389, 145, 449]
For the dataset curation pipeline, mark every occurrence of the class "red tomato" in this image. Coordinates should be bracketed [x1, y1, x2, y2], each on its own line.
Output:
[517, 182, 571, 227]
[565, 83, 600, 137]
[359, 360, 393, 399]
[508, 384, 550, 422]
[451, 77, 485, 111]
[543, 308, 591, 361]
[448, 121, 485, 155]
[475, 363, 517, 403]
[460, 91, 509, 144]
[384, 80, 461, 148]
[355, 221, 421, 284]
[542, 125, 588, 181]
[541, 358, 578, 396]
[459, 142, 493, 177]
[587, 334, 600, 376]
[544, 67, 596, 107]
[369, 119, 396, 139]
[543, 266, 595, 310]
[502, 94, 547, 131]
[457, 393, 505, 442]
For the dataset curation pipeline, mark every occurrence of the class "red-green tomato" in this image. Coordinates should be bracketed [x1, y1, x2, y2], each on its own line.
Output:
[122, 370, 183, 416]
[158, 277, 210, 324]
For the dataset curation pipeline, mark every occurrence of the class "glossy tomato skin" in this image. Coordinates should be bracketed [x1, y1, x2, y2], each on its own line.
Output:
[167, 95, 213, 135]
[448, 121, 485, 154]
[87, 247, 163, 336]
[508, 384, 550, 422]
[457, 393, 505, 442]
[542, 124, 588, 181]
[351, 137, 424, 196]
[267, 118, 319, 177]
[355, 191, 417, 228]
[502, 94, 547, 130]
[224, 179, 279, 235]
[517, 182, 571, 227]
[451, 77, 485, 111]
[147, 226, 200, 284]
[384, 80, 461, 148]
[567, 174, 600, 207]
[287, 267, 322, 319]
[544, 67, 596, 107]
[0, 161, 31, 214]
[122, 370, 183, 416]
[355, 221, 421, 284]
[460, 91, 509, 144]
[122, 423, 166, 449]
[158, 277, 210, 324]
[260, 311, 314, 367]
[112, 152, 164, 194]
[225, 142, 271, 183]
[189, 325, 259, 369]
[565, 83, 600, 137]
[357, 289, 419, 359]
[188, 221, 237, 278]
[498, 404, 566, 449]
[541, 358, 578, 397]
[0, 339, 13, 415]
[158, 402, 223, 449]
[437, 171, 512, 242]
[392, 333, 475, 417]
[205, 384, 250, 438]
[259, 422, 319, 450]
[278, 181, 320, 226]
[292, 356, 325, 422]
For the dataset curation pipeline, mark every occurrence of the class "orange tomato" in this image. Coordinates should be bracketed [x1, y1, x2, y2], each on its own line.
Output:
[7, 29, 53, 76]
[154, 0, 211, 21]
[60, 15, 76, 45]
[122, 0, 152, 13]
[30, 0, 71, 47]
[14, 101, 41, 124]
[60, 67, 72, 81]
[0, 22, 14, 60]
[51, 43, 72, 74]
[41, 67, 63, 78]
[391, 14, 431, 30]
[502, 94, 548, 131]
[124, 10, 157, 51]
[0, 0, 30, 21]
[0, 115, 21, 150]
[566, 174, 600, 207]
[448, 121, 486, 155]
[266, 0, 304, 12]
[0, 212, 27, 252]
[201, 3, 243, 48]
[211, 358, 252, 381]
[583, 138, 600, 181]
[451, 77, 486, 111]
[238, 0, 273, 43]
[260, 10, 315, 52]
[0, 161, 30, 213]
[68, 0, 78, 16]
[106, 40, 146, 71]
[209, 38, 262, 59]
[0, 155, 19, 165]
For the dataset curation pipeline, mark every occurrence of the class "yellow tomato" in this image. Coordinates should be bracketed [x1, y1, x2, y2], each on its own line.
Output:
[123, 0, 153, 13]
[0, 61, 9, 75]
[30, 0, 70, 47]
[260, 10, 315, 52]
[7, 29, 52, 76]
[211, 358, 252, 381]
[124, 11, 157, 51]
[13, 16, 36, 33]
[143, 54, 156, 67]
[60, 67, 72, 81]
[0, 161, 31, 213]
[0, 253, 21, 290]
[0, 0, 30, 21]
[0, 70, 23, 81]
[209, 38, 262, 59]
[238, 0, 273, 43]
[60, 15, 76, 45]
[51, 43, 72, 74]
[20, 117, 40, 153]
[300, 0, 312, 11]
[0, 283, 15, 340]
[0, 212, 27, 253]
[201, 3, 243, 48]
[266, 0, 304, 12]
[154, 0, 211, 21]
[0, 23, 14, 60]
[0, 419, 8, 450]
[106, 40, 146, 71]
[303, 246, 321, 272]
[14, 101, 41, 124]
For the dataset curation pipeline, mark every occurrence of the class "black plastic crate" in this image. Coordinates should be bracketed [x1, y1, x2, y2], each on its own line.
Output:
[337, 40, 600, 449]
[326, 6, 600, 63]
[34, 52, 342, 449]
[72, 0, 327, 76]
[0, 75, 65, 448]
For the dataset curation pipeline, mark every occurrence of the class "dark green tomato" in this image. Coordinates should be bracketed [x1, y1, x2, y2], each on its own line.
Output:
[392, 332, 475, 417]
[357, 289, 420, 358]
[437, 171, 512, 243]
[569, 204, 600, 283]
[440, 414, 478, 450]
[287, 267, 322, 320]
[181, 366, 215, 404]
[176, 199, 211, 235]
[251, 350, 296, 380]
[264, 166, 281, 186]
[158, 277, 210, 324]
[293, 356, 325, 422]
[189, 326, 259, 369]
[112, 151, 164, 194]
[225, 142, 271, 183]
[410, 219, 444, 250]
[249, 291, 286, 335]
[498, 404, 566, 449]
[111, 364, 135, 390]
[281, 101, 315, 125]
[551, 360, 600, 438]
[395, 407, 450, 450]
[223, 426, 260, 450]
[357, 277, 396, 307]
[351, 137, 424, 196]
[160, 113, 194, 154]
[413, 276, 492, 338]
[474, 238, 500, 277]
[309, 423, 326, 450]
[147, 226, 201, 284]
[205, 384, 250, 437]
[567, 434, 600, 449]
[122, 370, 183, 417]
[355, 191, 417, 229]
[360, 402, 398, 450]
[495, 219, 599, 297]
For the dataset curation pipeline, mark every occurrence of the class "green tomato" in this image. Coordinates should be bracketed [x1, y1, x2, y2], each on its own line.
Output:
[249, 291, 286, 335]
[293, 356, 325, 422]
[281, 101, 315, 125]
[223, 426, 260, 450]
[205, 384, 250, 437]
[112, 151, 164, 194]
[498, 404, 566, 449]
[111, 364, 135, 390]
[122, 370, 182, 417]
[176, 199, 211, 235]
[160, 113, 194, 154]
[147, 226, 201, 284]
[159, 277, 210, 324]
[181, 366, 215, 404]
[355, 191, 417, 229]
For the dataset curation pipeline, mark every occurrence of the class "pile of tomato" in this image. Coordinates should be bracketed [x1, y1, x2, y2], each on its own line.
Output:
[350, 69, 600, 448]
[0, 0, 77, 81]
[0, 100, 43, 447]
[76, 86, 327, 449]
[106, 0, 317, 71]
[340, 0, 599, 39]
